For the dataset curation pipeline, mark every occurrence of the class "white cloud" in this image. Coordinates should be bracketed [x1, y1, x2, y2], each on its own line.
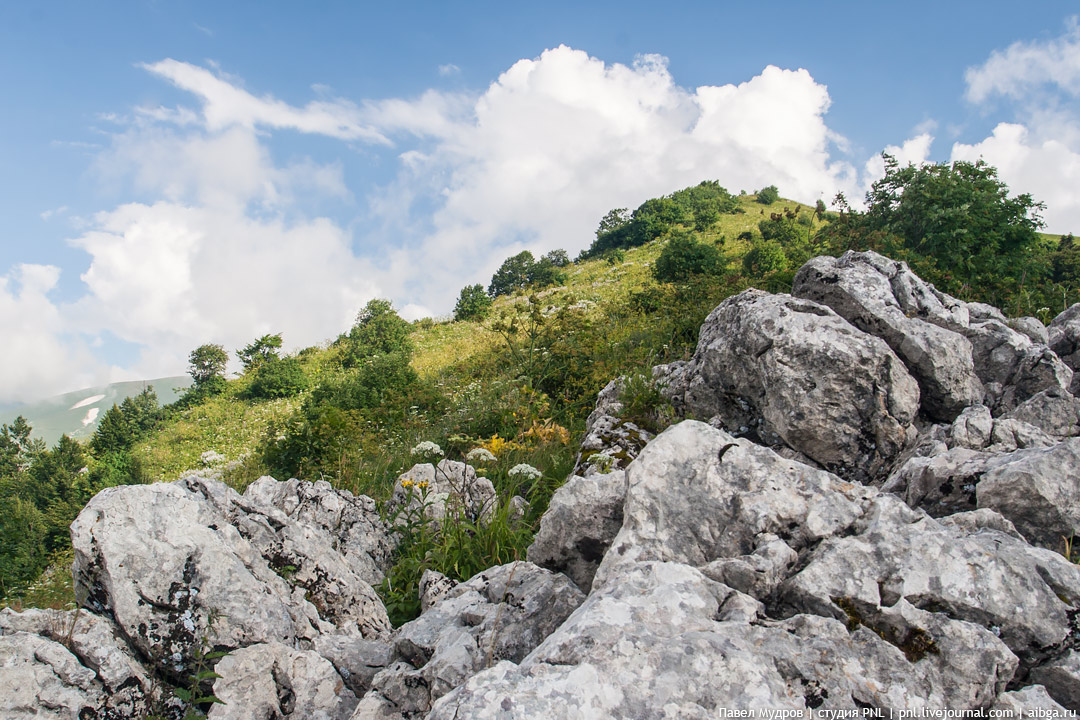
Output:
[3, 47, 877, 402]
[438, 64, 461, 77]
[951, 123, 1080, 233]
[67, 201, 377, 382]
[142, 59, 391, 143]
[367, 47, 859, 312]
[958, 20, 1080, 233]
[966, 17, 1080, 103]
[0, 264, 99, 403]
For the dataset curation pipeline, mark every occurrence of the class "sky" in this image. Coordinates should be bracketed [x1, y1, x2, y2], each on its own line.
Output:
[2, 0, 1080, 405]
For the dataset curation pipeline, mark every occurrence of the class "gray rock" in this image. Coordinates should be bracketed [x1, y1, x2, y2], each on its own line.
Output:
[977, 439, 1080, 550]
[1050, 303, 1080, 372]
[208, 642, 358, 720]
[313, 634, 393, 697]
[429, 562, 1016, 718]
[244, 476, 395, 585]
[988, 418, 1057, 451]
[1004, 388, 1080, 437]
[793, 252, 982, 420]
[884, 446, 1019, 516]
[1008, 316, 1050, 345]
[419, 570, 457, 614]
[1029, 650, 1080, 711]
[662, 290, 920, 482]
[362, 562, 585, 717]
[574, 378, 653, 477]
[70, 476, 390, 679]
[0, 608, 154, 719]
[779, 493, 1080, 668]
[949, 405, 993, 449]
[992, 685, 1071, 714]
[526, 470, 627, 593]
[992, 344, 1074, 413]
[593, 421, 873, 592]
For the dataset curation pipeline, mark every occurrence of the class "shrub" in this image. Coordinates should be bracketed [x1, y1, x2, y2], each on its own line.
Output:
[755, 185, 780, 204]
[454, 284, 493, 322]
[742, 238, 791, 277]
[652, 233, 724, 283]
[246, 356, 307, 400]
[342, 299, 412, 367]
[489, 251, 536, 297]
[237, 333, 283, 372]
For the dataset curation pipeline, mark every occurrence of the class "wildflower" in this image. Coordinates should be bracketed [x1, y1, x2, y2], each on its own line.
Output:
[418, 480, 429, 490]
[401, 479, 414, 488]
[508, 463, 542, 481]
[466, 447, 497, 464]
[411, 441, 444, 458]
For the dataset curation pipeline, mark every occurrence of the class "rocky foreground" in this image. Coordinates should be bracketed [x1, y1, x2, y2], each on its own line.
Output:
[3, 251, 1080, 718]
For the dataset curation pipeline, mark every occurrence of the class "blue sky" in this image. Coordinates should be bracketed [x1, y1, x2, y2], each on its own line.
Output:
[2, 1, 1079, 403]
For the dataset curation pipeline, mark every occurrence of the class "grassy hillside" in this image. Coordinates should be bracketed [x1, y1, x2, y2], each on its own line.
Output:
[4, 164, 1074, 619]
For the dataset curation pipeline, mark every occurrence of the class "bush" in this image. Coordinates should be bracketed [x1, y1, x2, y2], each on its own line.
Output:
[489, 251, 536, 297]
[652, 233, 724, 283]
[342, 299, 412, 367]
[454, 284, 493, 322]
[755, 185, 780, 205]
[742, 238, 791, 277]
[246, 356, 307, 400]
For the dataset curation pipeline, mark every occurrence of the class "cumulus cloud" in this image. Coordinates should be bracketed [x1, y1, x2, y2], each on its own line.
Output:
[862, 132, 935, 192]
[0, 264, 99, 403]
[958, 19, 1080, 232]
[374, 48, 859, 313]
[966, 17, 1080, 103]
[3, 46, 873, 402]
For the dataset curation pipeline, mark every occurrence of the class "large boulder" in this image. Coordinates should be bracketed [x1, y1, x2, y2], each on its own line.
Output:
[661, 290, 920, 482]
[356, 562, 584, 718]
[526, 470, 627, 593]
[208, 642, 359, 720]
[428, 562, 1016, 718]
[793, 252, 983, 420]
[70, 475, 391, 678]
[573, 378, 654, 477]
[0, 608, 154, 719]
[1050, 303, 1080, 380]
[465, 421, 1080, 714]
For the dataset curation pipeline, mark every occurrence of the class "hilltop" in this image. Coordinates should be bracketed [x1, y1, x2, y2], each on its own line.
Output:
[1, 159, 1076, 620]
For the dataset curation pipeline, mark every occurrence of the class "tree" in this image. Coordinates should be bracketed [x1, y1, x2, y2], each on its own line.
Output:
[489, 251, 536, 297]
[652, 232, 723, 283]
[188, 344, 229, 389]
[858, 154, 1045, 300]
[246, 356, 307, 400]
[238, 333, 283, 371]
[755, 185, 780, 204]
[454, 284, 493, 322]
[342, 299, 412, 367]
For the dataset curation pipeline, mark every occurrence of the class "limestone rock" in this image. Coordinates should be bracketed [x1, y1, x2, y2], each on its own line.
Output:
[428, 562, 1016, 718]
[244, 476, 394, 585]
[1029, 650, 1080, 711]
[948, 405, 993, 449]
[1008, 316, 1049, 345]
[574, 378, 653, 477]
[70, 475, 390, 679]
[1050, 302, 1080, 373]
[313, 634, 393, 697]
[661, 290, 919, 482]
[526, 470, 626, 593]
[362, 562, 584, 717]
[387, 460, 496, 527]
[208, 642, 358, 720]
[1003, 388, 1080, 437]
[977, 439, 1080, 549]
[992, 685, 1071, 714]
[793, 252, 982, 420]
[593, 421, 874, 590]
[0, 608, 153, 719]
[418, 570, 457, 614]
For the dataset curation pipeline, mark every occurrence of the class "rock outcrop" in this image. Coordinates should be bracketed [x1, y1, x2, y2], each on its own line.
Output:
[7, 252, 1080, 718]
[660, 288, 920, 482]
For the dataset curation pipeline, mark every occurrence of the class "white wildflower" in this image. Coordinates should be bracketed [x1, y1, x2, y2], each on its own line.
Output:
[466, 447, 497, 464]
[508, 463, 542, 481]
[411, 441, 444, 458]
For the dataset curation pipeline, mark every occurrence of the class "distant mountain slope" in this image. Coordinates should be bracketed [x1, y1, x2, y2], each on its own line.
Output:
[0, 376, 190, 445]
